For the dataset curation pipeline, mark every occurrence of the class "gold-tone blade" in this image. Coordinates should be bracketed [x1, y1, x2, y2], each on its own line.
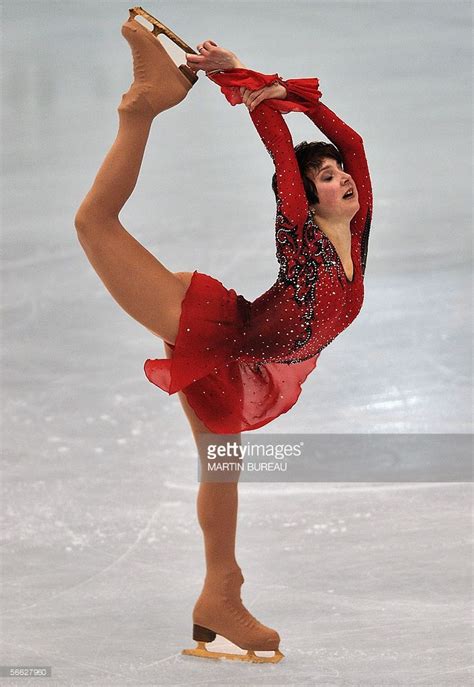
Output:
[182, 643, 284, 663]
[129, 6, 197, 55]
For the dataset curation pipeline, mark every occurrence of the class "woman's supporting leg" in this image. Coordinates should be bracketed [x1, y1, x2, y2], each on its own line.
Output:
[162, 334, 242, 582]
[197, 482, 241, 581]
[74, 19, 193, 345]
[163, 338, 280, 651]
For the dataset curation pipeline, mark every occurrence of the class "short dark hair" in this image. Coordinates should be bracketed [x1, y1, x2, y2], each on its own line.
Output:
[272, 141, 343, 205]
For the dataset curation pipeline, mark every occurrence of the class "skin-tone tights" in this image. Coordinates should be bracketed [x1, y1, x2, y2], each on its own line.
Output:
[75, 19, 279, 649]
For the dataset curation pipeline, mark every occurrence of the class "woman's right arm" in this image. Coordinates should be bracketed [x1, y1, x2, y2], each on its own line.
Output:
[186, 44, 319, 232]
[210, 72, 310, 231]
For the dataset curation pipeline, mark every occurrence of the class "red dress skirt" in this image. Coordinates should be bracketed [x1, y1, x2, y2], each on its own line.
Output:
[144, 271, 319, 433]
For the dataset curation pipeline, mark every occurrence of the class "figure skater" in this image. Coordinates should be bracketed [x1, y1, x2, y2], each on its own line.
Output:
[74, 7, 372, 663]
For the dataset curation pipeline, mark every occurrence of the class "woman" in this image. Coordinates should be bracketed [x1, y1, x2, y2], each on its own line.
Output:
[74, 10, 372, 663]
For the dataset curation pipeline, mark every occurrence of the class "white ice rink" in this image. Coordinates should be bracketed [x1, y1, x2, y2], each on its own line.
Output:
[1, 1, 472, 685]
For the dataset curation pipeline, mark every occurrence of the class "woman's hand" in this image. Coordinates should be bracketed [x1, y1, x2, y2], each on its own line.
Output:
[240, 83, 287, 112]
[186, 41, 245, 74]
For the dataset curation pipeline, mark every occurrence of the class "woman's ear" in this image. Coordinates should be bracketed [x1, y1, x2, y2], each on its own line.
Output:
[303, 173, 318, 204]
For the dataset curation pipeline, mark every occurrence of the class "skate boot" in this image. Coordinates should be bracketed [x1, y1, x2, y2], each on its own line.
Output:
[119, 9, 195, 117]
[182, 569, 284, 663]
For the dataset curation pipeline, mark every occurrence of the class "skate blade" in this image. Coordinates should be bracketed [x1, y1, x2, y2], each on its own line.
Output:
[129, 6, 196, 55]
[182, 641, 284, 663]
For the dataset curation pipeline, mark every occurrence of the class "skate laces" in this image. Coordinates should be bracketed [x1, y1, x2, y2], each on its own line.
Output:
[219, 570, 266, 630]
[222, 595, 268, 630]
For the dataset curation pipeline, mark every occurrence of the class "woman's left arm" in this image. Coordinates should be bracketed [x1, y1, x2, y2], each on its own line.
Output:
[305, 100, 373, 235]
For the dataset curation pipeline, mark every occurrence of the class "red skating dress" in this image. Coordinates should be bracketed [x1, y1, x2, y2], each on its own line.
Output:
[144, 68, 373, 434]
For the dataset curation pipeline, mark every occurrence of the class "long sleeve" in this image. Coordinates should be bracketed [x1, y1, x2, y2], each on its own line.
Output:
[248, 103, 309, 232]
[280, 75, 373, 274]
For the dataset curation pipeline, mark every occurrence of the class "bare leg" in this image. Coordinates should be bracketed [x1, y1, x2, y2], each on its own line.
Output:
[74, 19, 193, 344]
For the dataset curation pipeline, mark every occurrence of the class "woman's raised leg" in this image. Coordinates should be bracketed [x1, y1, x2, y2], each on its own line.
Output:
[74, 18, 193, 345]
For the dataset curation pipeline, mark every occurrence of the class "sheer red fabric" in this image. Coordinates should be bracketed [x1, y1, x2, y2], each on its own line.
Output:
[144, 271, 320, 433]
[205, 67, 321, 113]
[144, 69, 373, 434]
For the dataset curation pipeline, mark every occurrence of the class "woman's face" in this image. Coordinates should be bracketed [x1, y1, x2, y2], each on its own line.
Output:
[307, 157, 360, 222]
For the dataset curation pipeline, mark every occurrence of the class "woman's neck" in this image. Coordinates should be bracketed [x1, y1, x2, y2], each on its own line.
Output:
[311, 212, 351, 255]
